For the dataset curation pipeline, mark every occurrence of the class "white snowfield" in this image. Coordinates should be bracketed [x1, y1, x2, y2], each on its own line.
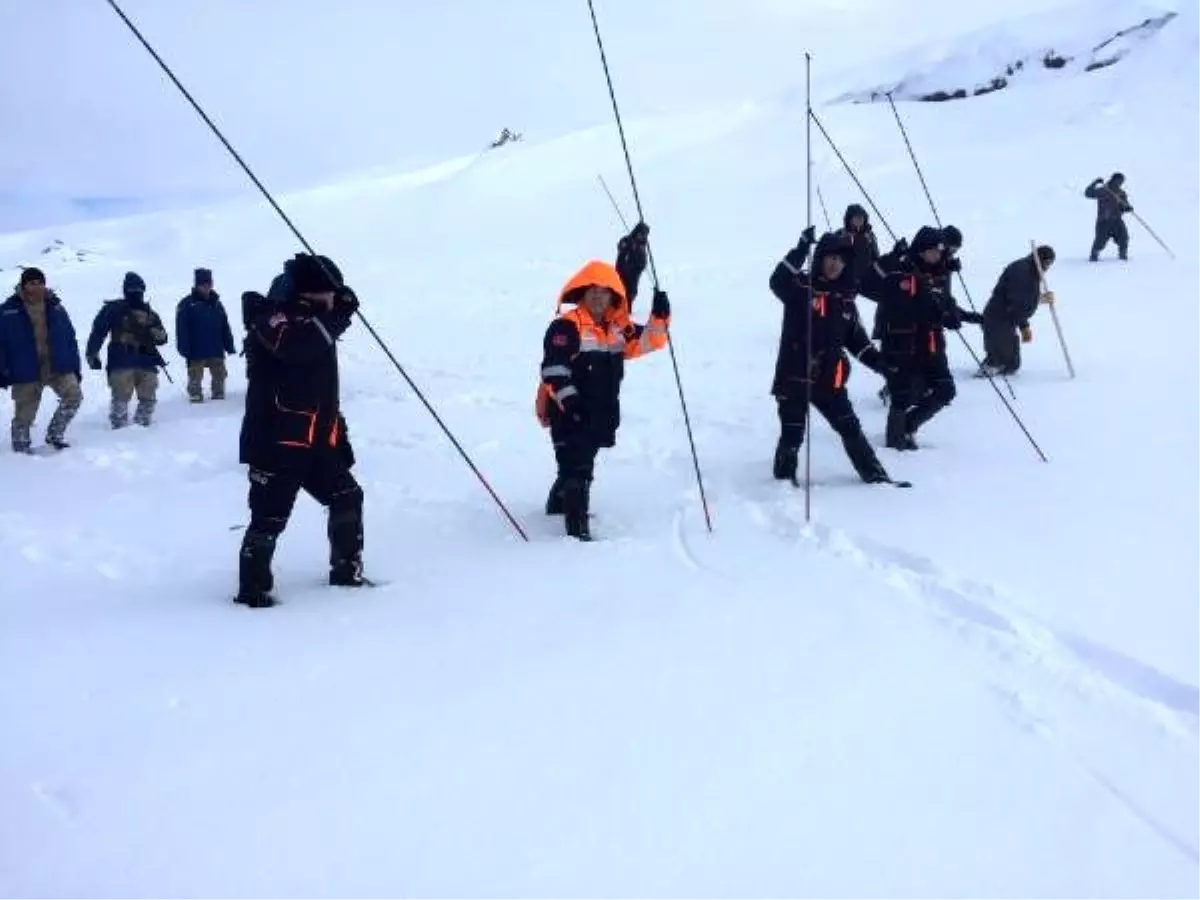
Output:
[1, 0, 1197, 897]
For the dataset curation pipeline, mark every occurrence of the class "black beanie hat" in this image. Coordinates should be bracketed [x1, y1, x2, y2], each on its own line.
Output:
[910, 226, 944, 255]
[123, 271, 146, 293]
[289, 254, 342, 295]
[843, 203, 869, 227]
[1036, 245, 1056, 265]
[19, 267, 46, 285]
[941, 225, 963, 249]
[194, 267, 213, 286]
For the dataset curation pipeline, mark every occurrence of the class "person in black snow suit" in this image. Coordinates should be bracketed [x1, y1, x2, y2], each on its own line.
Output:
[834, 203, 880, 293]
[979, 245, 1056, 377]
[768, 226, 896, 485]
[235, 253, 367, 608]
[615, 221, 650, 310]
[877, 226, 965, 450]
[1085, 172, 1132, 261]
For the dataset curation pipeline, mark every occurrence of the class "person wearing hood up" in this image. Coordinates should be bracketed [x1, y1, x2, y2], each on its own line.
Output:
[876, 226, 963, 450]
[536, 260, 671, 541]
[834, 203, 881, 292]
[86, 272, 169, 429]
[768, 227, 897, 485]
[236, 253, 367, 607]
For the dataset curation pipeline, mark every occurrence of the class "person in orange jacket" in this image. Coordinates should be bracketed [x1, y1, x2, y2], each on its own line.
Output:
[536, 259, 670, 540]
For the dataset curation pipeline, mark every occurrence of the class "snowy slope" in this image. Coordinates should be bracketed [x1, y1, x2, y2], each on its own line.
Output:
[1, 1, 1198, 897]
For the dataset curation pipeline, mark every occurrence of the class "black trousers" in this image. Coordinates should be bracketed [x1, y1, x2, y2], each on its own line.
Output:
[246, 452, 364, 564]
[1091, 219, 1129, 258]
[982, 315, 1021, 373]
[888, 351, 956, 435]
[776, 389, 883, 479]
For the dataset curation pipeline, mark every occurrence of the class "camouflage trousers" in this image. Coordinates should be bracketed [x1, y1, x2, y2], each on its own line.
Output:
[10, 373, 83, 451]
[109, 368, 159, 428]
[186, 357, 227, 401]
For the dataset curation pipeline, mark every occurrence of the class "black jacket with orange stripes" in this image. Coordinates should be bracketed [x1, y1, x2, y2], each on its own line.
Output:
[876, 252, 963, 359]
[537, 260, 669, 448]
[768, 232, 887, 398]
[239, 295, 355, 473]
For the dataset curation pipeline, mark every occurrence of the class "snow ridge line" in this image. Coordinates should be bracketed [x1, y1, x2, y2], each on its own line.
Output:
[800, 521, 1200, 731]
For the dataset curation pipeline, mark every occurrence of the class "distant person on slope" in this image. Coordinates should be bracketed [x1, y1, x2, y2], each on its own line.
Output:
[877, 227, 963, 451]
[615, 221, 650, 310]
[834, 203, 880, 292]
[979, 245, 1056, 377]
[176, 268, 236, 402]
[0, 267, 83, 453]
[536, 260, 670, 541]
[768, 227, 895, 485]
[86, 272, 169, 429]
[1085, 172, 1132, 261]
[236, 253, 366, 607]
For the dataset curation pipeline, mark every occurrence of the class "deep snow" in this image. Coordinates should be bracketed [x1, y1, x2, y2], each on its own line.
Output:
[1, 0, 1197, 897]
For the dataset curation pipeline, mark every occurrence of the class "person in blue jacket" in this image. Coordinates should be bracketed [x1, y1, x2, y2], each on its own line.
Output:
[0, 267, 83, 453]
[86, 272, 169, 429]
[176, 268, 236, 402]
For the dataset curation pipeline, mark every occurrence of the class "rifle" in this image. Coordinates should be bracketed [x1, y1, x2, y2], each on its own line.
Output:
[125, 308, 174, 384]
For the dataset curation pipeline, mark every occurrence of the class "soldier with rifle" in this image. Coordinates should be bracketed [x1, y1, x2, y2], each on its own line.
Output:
[86, 271, 170, 428]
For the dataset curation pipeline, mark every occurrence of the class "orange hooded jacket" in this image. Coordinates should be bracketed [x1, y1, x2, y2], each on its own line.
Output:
[535, 260, 669, 429]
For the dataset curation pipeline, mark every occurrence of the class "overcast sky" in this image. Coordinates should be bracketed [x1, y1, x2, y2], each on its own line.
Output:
[0, 0, 1108, 232]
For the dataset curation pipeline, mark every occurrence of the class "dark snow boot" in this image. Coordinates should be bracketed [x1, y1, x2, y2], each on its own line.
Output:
[562, 478, 592, 541]
[773, 442, 799, 481]
[328, 506, 366, 585]
[545, 477, 565, 515]
[46, 438, 70, 451]
[842, 430, 889, 484]
[235, 529, 277, 608]
[885, 407, 917, 451]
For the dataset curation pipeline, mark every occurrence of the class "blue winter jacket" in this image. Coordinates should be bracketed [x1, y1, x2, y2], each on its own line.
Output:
[0, 292, 82, 386]
[86, 299, 169, 373]
[176, 290, 236, 361]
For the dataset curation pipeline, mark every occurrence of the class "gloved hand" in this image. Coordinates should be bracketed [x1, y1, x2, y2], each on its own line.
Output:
[1040, 290, 1055, 305]
[944, 256, 962, 273]
[334, 286, 360, 317]
[799, 225, 816, 246]
[651, 289, 671, 318]
[87, 354, 102, 371]
[558, 391, 583, 425]
[892, 237, 909, 255]
[1092, 176, 1105, 185]
[1020, 324, 1033, 343]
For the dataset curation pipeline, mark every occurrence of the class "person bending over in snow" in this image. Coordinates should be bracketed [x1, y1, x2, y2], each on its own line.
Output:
[236, 253, 367, 607]
[615, 221, 650, 310]
[536, 260, 670, 541]
[176, 267, 236, 402]
[1085, 172, 1132, 261]
[876, 227, 964, 451]
[979, 245, 1056, 377]
[768, 226, 896, 485]
[0, 267, 83, 453]
[86, 272, 169, 429]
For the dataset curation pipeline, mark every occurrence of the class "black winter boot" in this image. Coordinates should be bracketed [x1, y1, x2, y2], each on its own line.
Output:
[773, 442, 799, 481]
[328, 506, 367, 586]
[885, 407, 917, 451]
[545, 476, 565, 515]
[235, 530, 277, 608]
[562, 478, 592, 541]
[842, 430, 889, 483]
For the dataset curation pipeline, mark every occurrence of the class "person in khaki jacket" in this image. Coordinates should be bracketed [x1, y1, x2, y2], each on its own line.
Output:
[0, 268, 84, 453]
[85, 272, 169, 428]
[176, 267, 235, 402]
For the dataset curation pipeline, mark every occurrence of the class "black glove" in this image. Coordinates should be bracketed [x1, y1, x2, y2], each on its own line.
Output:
[1092, 177, 1105, 185]
[858, 345, 888, 377]
[87, 354, 102, 371]
[944, 257, 962, 273]
[559, 391, 583, 425]
[892, 237, 909, 255]
[959, 310, 984, 325]
[651, 289, 671, 318]
[334, 286, 360, 317]
[799, 225, 816, 246]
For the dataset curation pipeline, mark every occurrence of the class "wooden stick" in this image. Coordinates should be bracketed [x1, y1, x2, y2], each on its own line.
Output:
[1031, 240, 1076, 379]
